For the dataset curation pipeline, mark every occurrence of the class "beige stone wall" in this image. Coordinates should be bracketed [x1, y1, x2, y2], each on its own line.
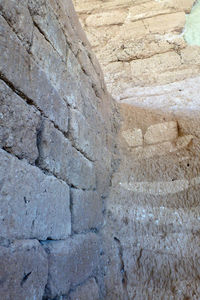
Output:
[74, 0, 200, 98]
[0, 0, 119, 299]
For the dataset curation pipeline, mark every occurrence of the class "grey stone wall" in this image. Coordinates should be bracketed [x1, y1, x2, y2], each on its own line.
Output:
[0, 1, 119, 299]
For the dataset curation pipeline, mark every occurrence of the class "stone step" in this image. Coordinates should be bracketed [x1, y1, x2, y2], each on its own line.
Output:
[109, 183, 200, 209]
[107, 197, 200, 240]
[113, 152, 200, 184]
[123, 247, 200, 293]
[126, 280, 200, 300]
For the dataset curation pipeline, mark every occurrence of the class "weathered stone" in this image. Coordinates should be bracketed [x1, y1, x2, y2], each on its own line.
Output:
[122, 128, 143, 147]
[42, 233, 100, 298]
[28, 0, 67, 60]
[71, 189, 103, 233]
[144, 12, 186, 34]
[38, 119, 96, 189]
[74, 0, 200, 97]
[144, 121, 178, 145]
[0, 239, 48, 300]
[86, 11, 127, 27]
[128, 0, 193, 22]
[0, 0, 33, 49]
[69, 278, 100, 300]
[130, 51, 182, 85]
[30, 28, 84, 109]
[0, 80, 41, 164]
[69, 108, 101, 161]
[0, 15, 68, 133]
[0, 149, 71, 240]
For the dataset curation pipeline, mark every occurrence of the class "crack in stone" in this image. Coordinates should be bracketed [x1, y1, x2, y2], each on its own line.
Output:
[114, 237, 129, 300]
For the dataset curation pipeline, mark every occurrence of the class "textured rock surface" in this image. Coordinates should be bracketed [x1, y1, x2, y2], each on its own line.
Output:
[71, 189, 103, 233]
[0, 149, 71, 240]
[74, 0, 200, 98]
[69, 278, 100, 300]
[0, 0, 118, 299]
[0, 239, 48, 300]
[42, 233, 100, 298]
[102, 77, 200, 299]
[1, 0, 200, 299]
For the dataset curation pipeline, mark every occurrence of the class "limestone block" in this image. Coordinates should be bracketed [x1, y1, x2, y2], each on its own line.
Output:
[128, 0, 193, 22]
[0, 16, 68, 133]
[0, 239, 48, 300]
[28, 0, 67, 60]
[144, 12, 186, 35]
[144, 121, 178, 145]
[119, 20, 148, 40]
[0, 149, 71, 240]
[86, 11, 127, 27]
[0, 80, 41, 164]
[31, 28, 84, 109]
[122, 128, 143, 147]
[71, 189, 103, 233]
[42, 233, 100, 298]
[77, 44, 102, 96]
[0, 0, 33, 49]
[69, 108, 102, 161]
[69, 278, 100, 300]
[38, 120, 96, 189]
[131, 52, 181, 83]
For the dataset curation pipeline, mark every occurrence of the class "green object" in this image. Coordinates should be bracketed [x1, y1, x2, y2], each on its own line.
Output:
[184, 0, 200, 46]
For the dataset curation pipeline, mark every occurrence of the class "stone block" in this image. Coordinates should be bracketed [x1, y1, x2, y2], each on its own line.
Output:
[0, 15, 68, 133]
[0, 149, 71, 240]
[122, 128, 143, 147]
[42, 233, 100, 298]
[0, 0, 33, 49]
[86, 11, 127, 27]
[71, 189, 103, 233]
[0, 80, 41, 164]
[31, 28, 87, 110]
[144, 12, 186, 35]
[144, 121, 178, 145]
[0, 239, 48, 300]
[69, 278, 100, 300]
[28, 0, 67, 60]
[131, 52, 181, 85]
[38, 120, 96, 189]
[69, 108, 101, 161]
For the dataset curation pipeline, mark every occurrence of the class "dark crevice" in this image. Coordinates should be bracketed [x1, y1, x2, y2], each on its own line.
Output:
[0, 73, 41, 112]
[114, 237, 129, 300]
[20, 272, 32, 287]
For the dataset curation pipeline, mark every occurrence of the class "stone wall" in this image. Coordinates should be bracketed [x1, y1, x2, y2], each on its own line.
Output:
[0, 1, 119, 299]
[74, 0, 200, 99]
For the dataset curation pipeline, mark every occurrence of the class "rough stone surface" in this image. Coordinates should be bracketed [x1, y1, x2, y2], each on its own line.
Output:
[74, 0, 200, 98]
[71, 189, 103, 233]
[0, 0, 34, 50]
[0, 80, 41, 164]
[0, 15, 68, 133]
[144, 121, 178, 145]
[0, 0, 118, 299]
[2, 0, 200, 299]
[69, 278, 100, 300]
[0, 149, 71, 240]
[37, 119, 96, 190]
[69, 108, 101, 161]
[0, 239, 48, 300]
[122, 128, 143, 147]
[42, 233, 100, 298]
